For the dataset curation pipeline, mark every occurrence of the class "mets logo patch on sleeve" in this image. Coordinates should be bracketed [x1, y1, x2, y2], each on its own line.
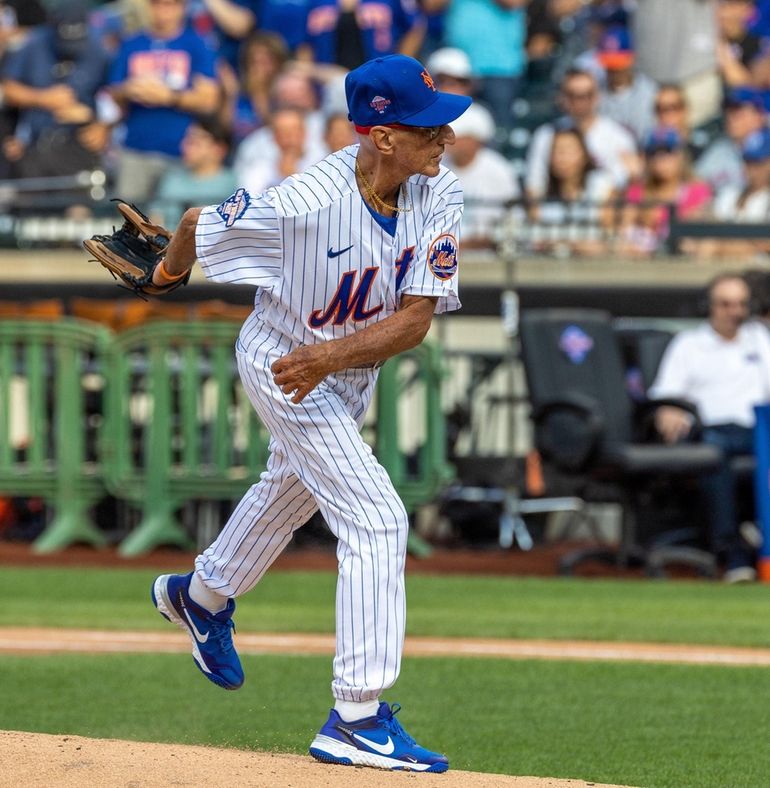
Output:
[427, 234, 458, 280]
[217, 188, 251, 227]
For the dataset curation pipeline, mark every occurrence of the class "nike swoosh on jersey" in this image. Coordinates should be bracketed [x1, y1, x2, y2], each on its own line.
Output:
[183, 608, 210, 643]
[352, 733, 395, 755]
[328, 244, 354, 258]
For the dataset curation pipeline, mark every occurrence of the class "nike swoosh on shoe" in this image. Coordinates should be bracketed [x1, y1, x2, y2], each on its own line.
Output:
[182, 608, 209, 643]
[352, 733, 395, 755]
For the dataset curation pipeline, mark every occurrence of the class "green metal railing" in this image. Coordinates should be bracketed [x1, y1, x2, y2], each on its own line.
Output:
[375, 342, 453, 557]
[105, 321, 271, 556]
[0, 319, 112, 552]
[0, 318, 451, 556]
[376, 342, 453, 505]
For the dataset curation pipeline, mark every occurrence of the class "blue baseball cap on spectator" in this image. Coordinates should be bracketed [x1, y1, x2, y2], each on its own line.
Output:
[643, 127, 684, 155]
[724, 87, 766, 112]
[346, 55, 472, 129]
[742, 128, 770, 162]
[597, 26, 634, 70]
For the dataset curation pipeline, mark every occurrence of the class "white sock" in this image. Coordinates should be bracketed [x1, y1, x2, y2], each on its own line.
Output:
[334, 699, 380, 722]
[188, 572, 229, 613]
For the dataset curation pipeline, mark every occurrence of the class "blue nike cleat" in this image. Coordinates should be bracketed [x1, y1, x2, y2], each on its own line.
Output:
[151, 572, 244, 690]
[309, 702, 449, 772]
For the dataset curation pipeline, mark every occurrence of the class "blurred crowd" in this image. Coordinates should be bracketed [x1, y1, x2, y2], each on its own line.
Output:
[2, 0, 770, 257]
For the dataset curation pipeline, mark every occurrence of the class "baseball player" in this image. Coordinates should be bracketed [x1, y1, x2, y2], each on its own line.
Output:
[150, 54, 470, 772]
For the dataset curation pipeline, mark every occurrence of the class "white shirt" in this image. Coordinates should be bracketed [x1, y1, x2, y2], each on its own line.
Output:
[448, 147, 520, 242]
[535, 169, 615, 225]
[713, 186, 770, 223]
[233, 110, 327, 179]
[598, 73, 658, 142]
[196, 145, 462, 349]
[649, 321, 770, 427]
[526, 116, 637, 197]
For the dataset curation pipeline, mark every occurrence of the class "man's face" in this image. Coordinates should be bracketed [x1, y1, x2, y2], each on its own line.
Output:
[709, 278, 751, 338]
[181, 125, 225, 169]
[559, 75, 598, 121]
[654, 90, 688, 135]
[272, 110, 306, 153]
[717, 0, 754, 37]
[725, 103, 764, 142]
[149, 0, 186, 33]
[324, 116, 355, 153]
[389, 124, 456, 178]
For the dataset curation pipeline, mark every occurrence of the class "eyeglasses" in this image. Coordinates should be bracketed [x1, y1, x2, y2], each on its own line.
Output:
[562, 90, 596, 101]
[711, 299, 749, 309]
[355, 123, 445, 141]
[388, 124, 444, 141]
[655, 102, 685, 114]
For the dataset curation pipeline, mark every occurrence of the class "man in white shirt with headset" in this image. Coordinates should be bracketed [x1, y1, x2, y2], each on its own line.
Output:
[651, 273, 770, 582]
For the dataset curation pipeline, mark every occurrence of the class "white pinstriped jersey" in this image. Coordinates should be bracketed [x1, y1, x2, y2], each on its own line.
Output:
[195, 144, 463, 349]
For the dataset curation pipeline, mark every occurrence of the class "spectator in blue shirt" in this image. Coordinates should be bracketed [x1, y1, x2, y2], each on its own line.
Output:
[107, 0, 219, 202]
[444, 0, 528, 141]
[0, 0, 48, 178]
[1, 0, 109, 180]
[299, 0, 425, 70]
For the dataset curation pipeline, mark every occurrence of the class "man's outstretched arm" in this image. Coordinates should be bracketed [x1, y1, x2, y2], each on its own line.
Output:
[271, 295, 439, 403]
[152, 207, 203, 286]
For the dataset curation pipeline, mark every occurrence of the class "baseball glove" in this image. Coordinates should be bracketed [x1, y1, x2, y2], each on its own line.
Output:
[83, 201, 189, 297]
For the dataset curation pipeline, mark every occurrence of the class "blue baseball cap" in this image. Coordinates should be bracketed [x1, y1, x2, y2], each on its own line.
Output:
[724, 87, 766, 112]
[643, 126, 684, 154]
[597, 26, 634, 70]
[345, 55, 472, 129]
[742, 127, 770, 161]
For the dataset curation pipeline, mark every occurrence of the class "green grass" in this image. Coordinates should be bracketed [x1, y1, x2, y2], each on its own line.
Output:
[2, 566, 769, 786]
[1, 651, 767, 788]
[0, 566, 769, 646]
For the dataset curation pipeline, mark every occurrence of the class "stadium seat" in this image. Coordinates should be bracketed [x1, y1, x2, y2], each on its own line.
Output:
[519, 308, 723, 576]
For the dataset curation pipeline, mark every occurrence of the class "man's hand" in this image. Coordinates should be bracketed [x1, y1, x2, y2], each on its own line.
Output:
[77, 121, 111, 153]
[654, 406, 694, 444]
[124, 77, 176, 107]
[271, 344, 335, 404]
[41, 84, 77, 112]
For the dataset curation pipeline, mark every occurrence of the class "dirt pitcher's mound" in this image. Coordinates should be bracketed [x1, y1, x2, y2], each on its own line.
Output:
[1, 730, 632, 788]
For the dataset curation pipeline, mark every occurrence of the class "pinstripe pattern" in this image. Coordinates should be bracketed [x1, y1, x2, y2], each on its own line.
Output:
[192, 145, 462, 701]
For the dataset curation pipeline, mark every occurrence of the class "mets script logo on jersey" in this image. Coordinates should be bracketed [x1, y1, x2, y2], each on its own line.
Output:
[217, 188, 251, 227]
[370, 95, 391, 114]
[427, 234, 458, 280]
[308, 247, 415, 328]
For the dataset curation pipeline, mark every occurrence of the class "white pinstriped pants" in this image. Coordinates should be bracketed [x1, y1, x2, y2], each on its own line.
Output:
[195, 331, 408, 702]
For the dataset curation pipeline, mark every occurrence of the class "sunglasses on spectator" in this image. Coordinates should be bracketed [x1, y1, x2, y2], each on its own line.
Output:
[562, 90, 596, 100]
[647, 144, 681, 155]
[655, 102, 685, 113]
[711, 299, 749, 308]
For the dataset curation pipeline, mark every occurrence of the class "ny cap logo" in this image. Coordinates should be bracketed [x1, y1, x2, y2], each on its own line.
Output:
[421, 70, 436, 91]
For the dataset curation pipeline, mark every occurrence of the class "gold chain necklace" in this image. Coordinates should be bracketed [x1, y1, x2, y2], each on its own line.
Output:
[355, 160, 412, 214]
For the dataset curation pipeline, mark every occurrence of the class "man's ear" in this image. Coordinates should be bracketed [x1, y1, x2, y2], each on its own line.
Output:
[369, 126, 396, 155]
